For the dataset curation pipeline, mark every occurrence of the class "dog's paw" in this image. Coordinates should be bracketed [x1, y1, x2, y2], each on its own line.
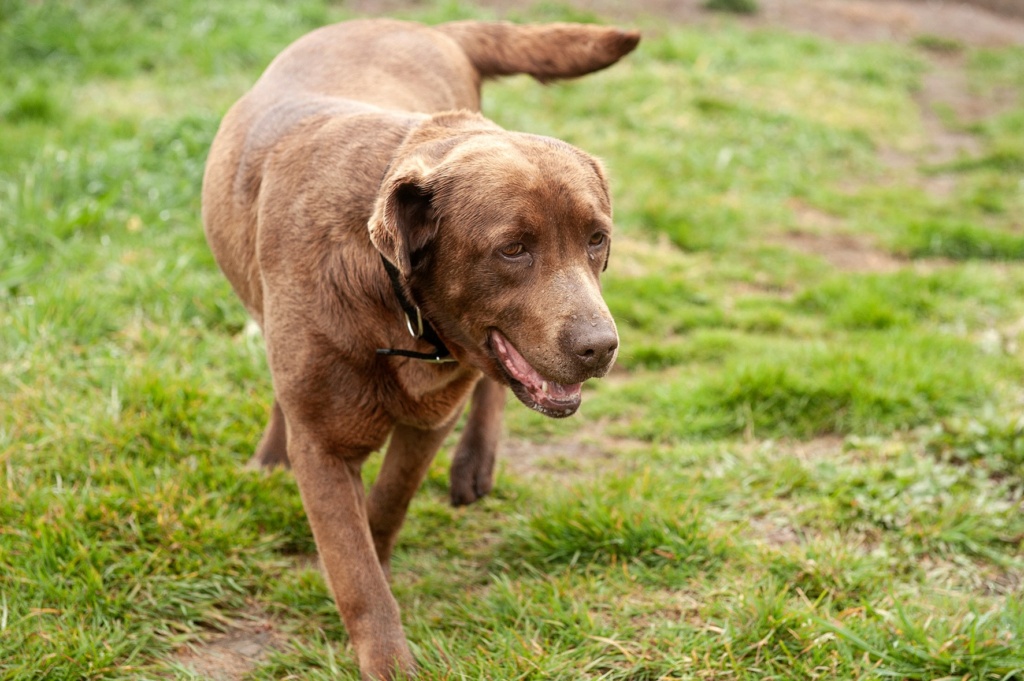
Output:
[449, 473, 492, 506]
[449, 446, 495, 507]
[356, 636, 416, 681]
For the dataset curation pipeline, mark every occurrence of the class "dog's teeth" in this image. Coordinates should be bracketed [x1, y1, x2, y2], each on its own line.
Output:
[541, 381, 548, 394]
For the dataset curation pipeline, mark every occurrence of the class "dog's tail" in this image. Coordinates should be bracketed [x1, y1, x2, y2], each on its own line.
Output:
[437, 21, 640, 83]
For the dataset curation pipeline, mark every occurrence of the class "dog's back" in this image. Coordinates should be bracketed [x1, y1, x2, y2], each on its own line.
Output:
[248, 19, 639, 112]
[202, 19, 638, 323]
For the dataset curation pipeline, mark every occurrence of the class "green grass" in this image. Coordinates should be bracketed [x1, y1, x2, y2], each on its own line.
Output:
[2, 1, 1023, 679]
[704, 0, 759, 15]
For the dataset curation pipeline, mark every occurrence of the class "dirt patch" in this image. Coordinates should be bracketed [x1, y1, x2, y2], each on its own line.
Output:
[790, 199, 847, 232]
[779, 199, 908, 275]
[499, 432, 647, 483]
[878, 49, 1010, 199]
[920, 52, 1018, 127]
[746, 516, 804, 547]
[778, 230, 906, 273]
[915, 57, 984, 165]
[171, 614, 283, 681]
[789, 435, 849, 460]
[749, 0, 1024, 47]
[967, 0, 1024, 19]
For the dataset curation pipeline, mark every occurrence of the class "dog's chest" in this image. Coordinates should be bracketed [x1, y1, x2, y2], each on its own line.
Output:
[385, 364, 480, 429]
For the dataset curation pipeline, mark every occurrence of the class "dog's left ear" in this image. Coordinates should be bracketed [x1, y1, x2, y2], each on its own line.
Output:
[368, 169, 438, 278]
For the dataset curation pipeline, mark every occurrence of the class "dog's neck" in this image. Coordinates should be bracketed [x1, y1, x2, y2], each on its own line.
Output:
[376, 255, 457, 363]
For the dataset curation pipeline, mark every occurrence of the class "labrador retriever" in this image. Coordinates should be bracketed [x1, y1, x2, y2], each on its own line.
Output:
[201, 18, 638, 679]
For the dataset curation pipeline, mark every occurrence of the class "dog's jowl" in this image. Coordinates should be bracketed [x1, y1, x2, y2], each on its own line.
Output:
[201, 18, 638, 679]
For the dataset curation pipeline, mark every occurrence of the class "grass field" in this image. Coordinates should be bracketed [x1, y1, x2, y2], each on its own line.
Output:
[2, 1, 1024, 679]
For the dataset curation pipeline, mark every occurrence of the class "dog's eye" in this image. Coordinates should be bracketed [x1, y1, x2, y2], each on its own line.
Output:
[589, 232, 608, 247]
[500, 242, 526, 258]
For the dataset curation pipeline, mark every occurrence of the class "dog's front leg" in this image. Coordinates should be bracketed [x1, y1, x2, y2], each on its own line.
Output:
[288, 427, 415, 680]
[449, 377, 506, 506]
[367, 420, 458, 574]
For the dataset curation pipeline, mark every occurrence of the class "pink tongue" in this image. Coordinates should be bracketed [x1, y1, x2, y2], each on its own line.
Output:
[491, 332, 581, 405]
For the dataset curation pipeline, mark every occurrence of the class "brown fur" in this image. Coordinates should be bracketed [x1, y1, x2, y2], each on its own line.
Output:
[201, 18, 638, 679]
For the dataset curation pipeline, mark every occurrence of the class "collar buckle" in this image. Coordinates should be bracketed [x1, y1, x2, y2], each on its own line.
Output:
[404, 306, 424, 339]
[377, 254, 455, 363]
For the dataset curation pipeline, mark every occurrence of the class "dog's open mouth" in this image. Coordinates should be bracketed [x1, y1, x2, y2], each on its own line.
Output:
[489, 329, 582, 418]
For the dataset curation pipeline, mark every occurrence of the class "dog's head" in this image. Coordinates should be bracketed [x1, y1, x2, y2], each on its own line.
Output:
[369, 115, 618, 417]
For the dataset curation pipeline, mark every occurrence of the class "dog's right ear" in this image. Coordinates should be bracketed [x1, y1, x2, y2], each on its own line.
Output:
[368, 169, 438, 279]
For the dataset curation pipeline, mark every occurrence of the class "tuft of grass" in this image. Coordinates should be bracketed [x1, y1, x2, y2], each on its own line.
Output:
[605, 331, 1005, 441]
[820, 600, 1024, 680]
[895, 219, 1024, 260]
[502, 472, 727, 581]
[796, 272, 938, 330]
[912, 34, 964, 54]
[766, 535, 889, 608]
[925, 408, 1024, 481]
[1, 79, 63, 124]
[703, 0, 759, 15]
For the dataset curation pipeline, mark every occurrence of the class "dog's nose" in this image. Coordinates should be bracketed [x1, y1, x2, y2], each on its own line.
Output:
[572, 322, 618, 372]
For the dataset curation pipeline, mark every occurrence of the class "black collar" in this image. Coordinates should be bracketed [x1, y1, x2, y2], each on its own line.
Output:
[376, 255, 457, 363]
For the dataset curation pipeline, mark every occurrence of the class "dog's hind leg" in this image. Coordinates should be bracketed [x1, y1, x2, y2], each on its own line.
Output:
[449, 377, 506, 506]
[367, 419, 458, 574]
[246, 399, 290, 469]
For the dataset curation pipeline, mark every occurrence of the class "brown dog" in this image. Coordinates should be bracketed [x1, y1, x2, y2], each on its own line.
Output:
[201, 18, 638, 679]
